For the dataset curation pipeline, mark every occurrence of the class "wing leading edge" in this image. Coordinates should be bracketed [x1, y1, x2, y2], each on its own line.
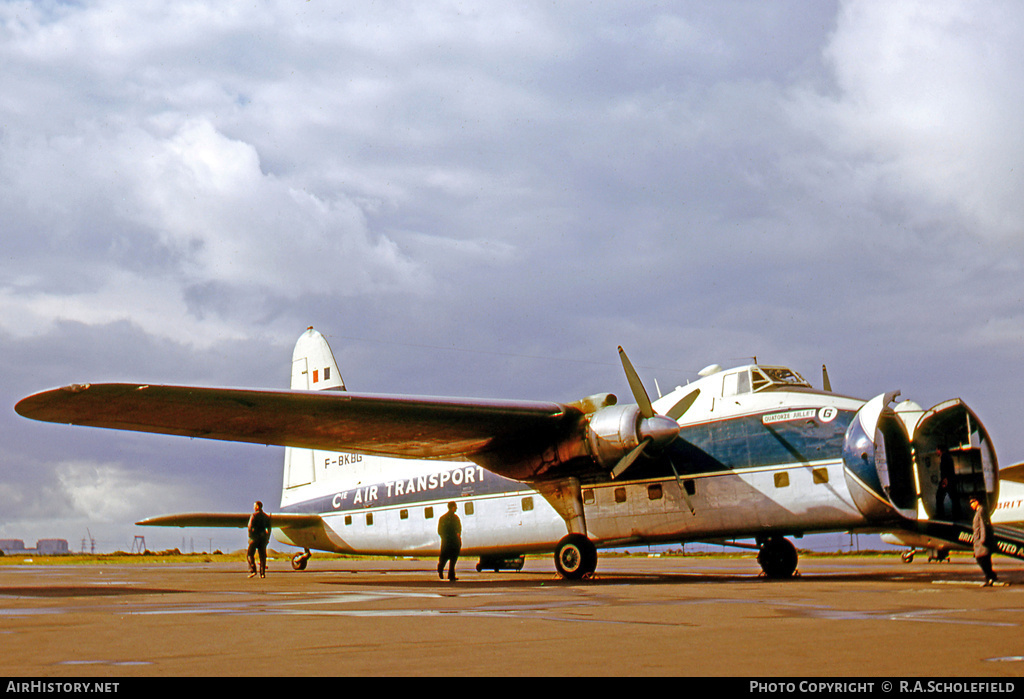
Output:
[16, 383, 586, 480]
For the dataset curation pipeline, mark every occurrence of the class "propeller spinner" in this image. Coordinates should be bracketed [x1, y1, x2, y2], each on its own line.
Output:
[610, 347, 680, 477]
[609, 347, 696, 514]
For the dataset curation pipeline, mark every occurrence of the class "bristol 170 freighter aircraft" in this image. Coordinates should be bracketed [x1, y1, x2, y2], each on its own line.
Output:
[15, 327, 1024, 578]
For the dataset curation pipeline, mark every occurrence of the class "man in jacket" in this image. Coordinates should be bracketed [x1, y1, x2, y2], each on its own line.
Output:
[247, 501, 272, 579]
[437, 501, 462, 582]
[970, 496, 998, 586]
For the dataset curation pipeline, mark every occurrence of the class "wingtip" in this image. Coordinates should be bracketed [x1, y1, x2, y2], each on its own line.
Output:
[15, 384, 93, 421]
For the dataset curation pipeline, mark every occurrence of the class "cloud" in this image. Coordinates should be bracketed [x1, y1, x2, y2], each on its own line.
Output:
[788, 0, 1024, 241]
[0, 115, 428, 346]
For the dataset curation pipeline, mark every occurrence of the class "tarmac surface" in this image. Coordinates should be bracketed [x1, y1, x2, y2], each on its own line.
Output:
[1, 553, 1023, 677]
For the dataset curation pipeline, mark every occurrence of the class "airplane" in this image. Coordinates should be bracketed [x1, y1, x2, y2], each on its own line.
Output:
[884, 463, 1024, 563]
[15, 327, 1024, 579]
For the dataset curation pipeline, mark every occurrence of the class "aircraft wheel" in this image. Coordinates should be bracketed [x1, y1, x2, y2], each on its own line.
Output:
[554, 534, 597, 580]
[901, 550, 915, 564]
[291, 552, 310, 571]
[757, 536, 798, 579]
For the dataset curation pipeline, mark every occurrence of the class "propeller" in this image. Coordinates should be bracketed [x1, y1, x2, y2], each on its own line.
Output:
[613, 347, 697, 514]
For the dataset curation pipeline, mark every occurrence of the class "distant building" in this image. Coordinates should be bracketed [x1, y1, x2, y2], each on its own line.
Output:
[36, 539, 70, 555]
[0, 538, 70, 555]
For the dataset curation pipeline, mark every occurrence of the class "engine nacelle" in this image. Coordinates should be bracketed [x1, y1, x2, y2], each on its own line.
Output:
[585, 404, 644, 470]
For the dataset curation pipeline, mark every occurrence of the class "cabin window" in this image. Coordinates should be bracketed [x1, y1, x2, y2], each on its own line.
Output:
[522, 496, 534, 512]
[684, 479, 696, 496]
[774, 472, 790, 488]
[344, 515, 352, 526]
[722, 370, 750, 396]
[425, 506, 434, 519]
[465, 501, 474, 516]
[813, 467, 829, 484]
[400, 509, 408, 520]
[614, 487, 627, 504]
[648, 484, 663, 500]
[365, 513, 373, 526]
[583, 489, 595, 505]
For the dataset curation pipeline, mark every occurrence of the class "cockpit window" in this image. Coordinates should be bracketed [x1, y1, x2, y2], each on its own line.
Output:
[751, 366, 810, 392]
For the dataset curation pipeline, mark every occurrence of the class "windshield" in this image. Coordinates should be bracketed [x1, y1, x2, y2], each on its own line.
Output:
[751, 366, 810, 392]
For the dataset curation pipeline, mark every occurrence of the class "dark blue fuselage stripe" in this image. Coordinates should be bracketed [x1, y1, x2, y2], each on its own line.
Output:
[628, 409, 856, 481]
[282, 408, 857, 514]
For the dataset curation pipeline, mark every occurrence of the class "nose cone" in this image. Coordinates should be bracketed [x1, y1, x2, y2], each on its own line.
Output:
[639, 414, 680, 448]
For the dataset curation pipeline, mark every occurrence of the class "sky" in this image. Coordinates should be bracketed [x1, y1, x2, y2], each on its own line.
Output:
[2, 0, 1023, 554]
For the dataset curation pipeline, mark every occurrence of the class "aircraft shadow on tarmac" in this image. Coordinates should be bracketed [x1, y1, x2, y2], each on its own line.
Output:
[297, 565, 1021, 589]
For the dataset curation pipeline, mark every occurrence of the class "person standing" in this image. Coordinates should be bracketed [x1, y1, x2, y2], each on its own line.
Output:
[437, 501, 462, 582]
[247, 501, 272, 579]
[934, 446, 959, 519]
[970, 496, 998, 586]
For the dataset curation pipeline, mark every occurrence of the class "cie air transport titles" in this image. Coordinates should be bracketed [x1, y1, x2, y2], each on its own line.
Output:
[15, 328, 1024, 578]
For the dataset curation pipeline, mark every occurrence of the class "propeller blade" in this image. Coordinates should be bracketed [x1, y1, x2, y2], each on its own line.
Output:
[618, 346, 654, 419]
[665, 388, 700, 421]
[611, 437, 651, 479]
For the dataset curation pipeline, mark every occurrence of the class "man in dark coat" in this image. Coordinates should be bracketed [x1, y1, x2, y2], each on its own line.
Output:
[247, 500, 272, 579]
[934, 446, 959, 519]
[970, 496, 998, 586]
[437, 501, 462, 582]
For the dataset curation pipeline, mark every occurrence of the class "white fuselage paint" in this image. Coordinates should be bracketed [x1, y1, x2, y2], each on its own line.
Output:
[273, 379, 871, 557]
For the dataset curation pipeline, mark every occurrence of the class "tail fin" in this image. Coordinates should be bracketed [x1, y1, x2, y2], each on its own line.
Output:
[291, 327, 345, 391]
[282, 328, 344, 500]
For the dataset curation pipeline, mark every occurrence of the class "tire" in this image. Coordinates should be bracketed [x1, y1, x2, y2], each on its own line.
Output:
[554, 534, 597, 580]
[757, 536, 797, 579]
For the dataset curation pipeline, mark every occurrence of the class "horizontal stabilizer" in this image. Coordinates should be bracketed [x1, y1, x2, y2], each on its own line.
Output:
[136, 512, 323, 528]
[1000, 462, 1024, 483]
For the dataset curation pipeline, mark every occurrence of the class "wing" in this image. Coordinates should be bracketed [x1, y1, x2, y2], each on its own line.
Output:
[135, 513, 322, 528]
[16, 383, 586, 480]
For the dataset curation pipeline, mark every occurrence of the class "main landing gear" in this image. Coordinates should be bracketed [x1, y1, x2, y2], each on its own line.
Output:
[554, 533, 598, 580]
[900, 548, 949, 564]
[756, 536, 798, 579]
